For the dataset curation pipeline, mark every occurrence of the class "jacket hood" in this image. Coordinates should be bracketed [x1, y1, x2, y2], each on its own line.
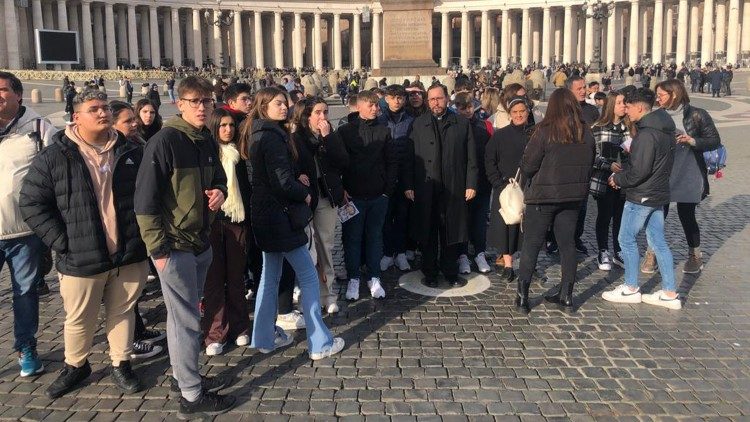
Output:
[637, 108, 676, 135]
[15, 106, 43, 130]
[163, 116, 211, 143]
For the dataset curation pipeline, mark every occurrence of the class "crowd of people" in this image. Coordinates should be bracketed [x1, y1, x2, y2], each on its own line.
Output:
[0, 64, 724, 419]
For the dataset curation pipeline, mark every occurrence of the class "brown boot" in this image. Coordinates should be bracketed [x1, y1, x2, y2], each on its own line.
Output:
[684, 249, 704, 274]
[640, 250, 657, 274]
[495, 255, 505, 267]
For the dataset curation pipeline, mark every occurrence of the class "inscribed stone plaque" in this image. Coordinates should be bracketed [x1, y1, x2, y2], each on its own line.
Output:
[379, 0, 438, 69]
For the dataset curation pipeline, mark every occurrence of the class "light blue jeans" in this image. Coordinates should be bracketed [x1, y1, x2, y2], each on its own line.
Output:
[618, 201, 676, 292]
[251, 245, 333, 353]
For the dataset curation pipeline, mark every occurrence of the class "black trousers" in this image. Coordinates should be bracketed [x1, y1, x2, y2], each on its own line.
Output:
[421, 186, 460, 280]
[518, 202, 581, 288]
[595, 189, 626, 253]
[575, 196, 588, 242]
[664, 202, 700, 248]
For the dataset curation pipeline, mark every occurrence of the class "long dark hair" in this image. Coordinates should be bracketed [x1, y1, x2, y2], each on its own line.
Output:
[535, 88, 585, 144]
[237, 86, 294, 160]
[135, 98, 162, 140]
[208, 108, 238, 161]
[292, 96, 328, 135]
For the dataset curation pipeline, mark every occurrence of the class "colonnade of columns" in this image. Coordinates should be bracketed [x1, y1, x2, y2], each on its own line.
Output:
[3, 0, 750, 70]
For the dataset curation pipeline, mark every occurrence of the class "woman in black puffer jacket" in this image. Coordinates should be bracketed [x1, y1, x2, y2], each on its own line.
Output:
[516, 88, 595, 314]
[240, 87, 344, 360]
[653, 79, 721, 275]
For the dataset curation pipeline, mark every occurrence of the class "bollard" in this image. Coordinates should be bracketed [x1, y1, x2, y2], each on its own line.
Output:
[54, 88, 64, 102]
[119, 86, 127, 98]
[31, 89, 43, 104]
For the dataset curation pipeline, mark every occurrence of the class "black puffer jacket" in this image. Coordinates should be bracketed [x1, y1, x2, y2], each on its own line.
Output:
[521, 125, 596, 204]
[19, 130, 147, 277]
[682, 104, 722, 198]
[613, 108, 676, 207]
[292, 125, 345, 209]
[248, 120, 309, 253]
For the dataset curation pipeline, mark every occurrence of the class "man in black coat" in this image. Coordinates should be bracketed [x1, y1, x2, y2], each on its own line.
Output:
[403, 84, 478, 288]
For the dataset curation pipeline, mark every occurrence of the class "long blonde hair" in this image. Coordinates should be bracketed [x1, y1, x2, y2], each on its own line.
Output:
[593, 91, 634, 134]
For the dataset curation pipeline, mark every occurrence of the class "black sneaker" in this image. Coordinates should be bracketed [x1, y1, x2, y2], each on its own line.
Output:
[136, 329, 166, 344]
[170, 375, 228, 398]
[177, 391, 236, 420]
[130, 340, 163, 360]
[545, 241, 559, 255]
[612, 251, 625, 268]
[45, 361, 92, 399]
[575, 240, 589, 255]
[449, 278, 467, 288]
[37, 280, 50, 297]
[111, 361, 143, 394]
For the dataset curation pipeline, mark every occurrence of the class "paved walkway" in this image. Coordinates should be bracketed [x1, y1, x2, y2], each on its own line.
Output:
[0, 83, 749, 421]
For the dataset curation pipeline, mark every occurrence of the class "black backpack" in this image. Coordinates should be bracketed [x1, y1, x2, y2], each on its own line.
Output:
[29, 119, 55, 276]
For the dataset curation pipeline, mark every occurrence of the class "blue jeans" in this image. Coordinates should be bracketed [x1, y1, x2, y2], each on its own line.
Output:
[618, 201, 676, 292]
[0, 235, 43, 351]
[342, 195, 389, 279]
[251, 245, 333, 354]
[167, 88, 176, 102]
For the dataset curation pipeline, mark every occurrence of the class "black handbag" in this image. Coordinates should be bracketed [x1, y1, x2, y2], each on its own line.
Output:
[281, 201, 313, 231]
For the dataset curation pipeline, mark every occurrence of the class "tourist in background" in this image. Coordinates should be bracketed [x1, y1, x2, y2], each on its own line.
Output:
[146, 83, 162, 111]
[515, 88, 595, 314]
[135, 99, 162, 141]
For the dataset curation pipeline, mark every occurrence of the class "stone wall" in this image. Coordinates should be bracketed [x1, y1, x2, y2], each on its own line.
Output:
[0, 69, 175, 81]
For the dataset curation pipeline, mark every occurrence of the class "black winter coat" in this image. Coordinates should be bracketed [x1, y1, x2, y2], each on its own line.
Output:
[613, 109, 676, 207]
[404, 112, 478, 245]
[19, 130, 147, 277]
[682, 104, 722, 198]
[521, 125, 596, 204]
[248, 120, 310, 253]
[469, 117, 492, 192]
[485, 123, 529, 190]
[292, 126, 345, 209]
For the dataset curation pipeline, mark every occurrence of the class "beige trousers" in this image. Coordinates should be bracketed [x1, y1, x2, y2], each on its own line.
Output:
[312, 198, 338, 307]
[59, 260, 148, 367]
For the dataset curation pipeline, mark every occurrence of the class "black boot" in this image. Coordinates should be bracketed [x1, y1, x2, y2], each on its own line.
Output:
[46, 361, 92, 399]
[558, 282, 575, 311]
[111, 361, 142, 394]
[515, 279, 531, 314]
[544, 284, 562, 305]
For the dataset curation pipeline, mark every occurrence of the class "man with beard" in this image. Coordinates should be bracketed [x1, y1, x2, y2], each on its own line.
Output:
[403, 84, 478, 288]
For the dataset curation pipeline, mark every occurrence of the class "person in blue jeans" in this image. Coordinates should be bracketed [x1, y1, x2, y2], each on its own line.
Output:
[326, 90, 398, 301]
[602, 88, 681, 310]
[0, 71, 56, 377]
[243, 87, 344, 360]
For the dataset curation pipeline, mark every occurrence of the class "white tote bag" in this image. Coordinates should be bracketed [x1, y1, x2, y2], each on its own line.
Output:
[499, 169, 525, 225]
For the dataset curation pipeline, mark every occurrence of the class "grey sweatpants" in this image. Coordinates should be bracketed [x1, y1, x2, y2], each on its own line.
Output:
[154, 248, 213, 401]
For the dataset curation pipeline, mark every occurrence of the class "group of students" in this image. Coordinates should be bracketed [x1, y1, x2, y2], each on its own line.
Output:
[0, 68, 721, 419]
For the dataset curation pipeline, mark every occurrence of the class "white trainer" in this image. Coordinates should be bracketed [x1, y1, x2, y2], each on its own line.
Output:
[602, 284, 642, 304]
[292, 286, 301, 304]
[597, 250, 613, 271]
[310, 337, 345, 360]
[326, 302, 340, 314]
[458, 254, 472, 274]
[380, 255, 394, 271]
[205, 342, 225, 356]
[368, 277, 386, 299]
[235, 334, 250, 347]
[474, 252, 491, 273]
[345, 279, 360, 301]
[276, 310, 306, 331]
[394, 253, 411, 271]
[257, 328, 293, 354]
[641, 290, 682, 310]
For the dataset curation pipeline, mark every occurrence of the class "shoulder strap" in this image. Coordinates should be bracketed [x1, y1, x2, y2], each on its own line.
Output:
[484, 119, 494, 136]
[34, 118, 43, 152]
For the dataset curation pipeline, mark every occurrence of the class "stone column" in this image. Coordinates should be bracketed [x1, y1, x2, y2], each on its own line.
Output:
[652, 0, 663, 63]
[689, 2, 700, 54]
[563, 6, 572, 63]
[3, 0, 20, 69]
[149, 6, 160, 67]
[332, 13, 341, 70]
[254, 11, 264, 68]
[313, 12, 323, 70]
[57, 0, 68, 30]
[212, 12, 221, 67]
[640, 7, 649, 58]
[520, 8, 530, 66]
[742, 0, 750, 54]
[490, 13, 498, 62]
[665, 6, 674, 56]
[727, 0, 740, 63]
[43, 2, 53, 29]
[81, 1, 94, 68]
[128, 5, 138, 66]
[163, 10, 173, 60]
[702, 0, 714, 61]
[441, 12, 450, 68]
[715, 0, 726, 54]
[192, 9, 202, 67]
[117, 9, 128, 60]
[461, 11, 469, 69]
[553, 11, 562, 61]
[628, 0, 639, 65]
[500, 9, 509, 67]
[675, 0, 688, 64]
[372, 11, 381, 69]
[541, 6, 551, 66]
[283, 15, 293, 67]
[585, 13, 594, 65]
[140, 9, 150, 60]
[479, 10, 488, 66]
[32, 0, 43, 32]
[606, 5, 617, 66]
[510, 11, 517, 59]
[93, 5, 105, 63]
[352, 12, 361, 70]
[231, 10, 242, 69]
[172, 8, 182, 67]
[273, 11, 283, 68]
[532, 12, 540, 63]
[105, 3, 116, 69]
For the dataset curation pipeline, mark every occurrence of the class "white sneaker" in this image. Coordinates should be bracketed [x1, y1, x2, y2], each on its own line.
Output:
[257, 328, 294, 354]
[326, 302, 340, 314]
[367, 277, 386, 299]
[405, 250, 416, 261]
[602, 284, 642, 304]
[310, 337, 345, 360]
[205, 342, 225, 356]
[474, 252, 491, 273]
[292, 286, 301, 304]
[276, 310, 306, 331]
[235, 334, 250, 346]
[345, 279, 360, 301]
[245, 288, 254, 301]
[597, 250, 613, 271]
[394, 253, 411, 271]
[380, 255, 394, 271]
[458, 254, 472, 274]
[641, 290, 682, 310]
[146, 274, 157, 282]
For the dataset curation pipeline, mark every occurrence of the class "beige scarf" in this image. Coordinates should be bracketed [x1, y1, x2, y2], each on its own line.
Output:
[219, 142, 245, 223]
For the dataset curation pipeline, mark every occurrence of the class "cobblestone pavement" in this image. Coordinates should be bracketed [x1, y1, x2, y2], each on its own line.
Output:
[0, 83, 749, 421]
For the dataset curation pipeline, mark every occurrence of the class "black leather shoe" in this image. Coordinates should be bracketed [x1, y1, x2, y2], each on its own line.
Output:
[423, 276, 438, 288]
[544, 284, 562, 305]
[449, 278, 467, 288]
[170, 375, 228, 398]
[558, 282, 575, 311]
[111, 361, 142, 394]
[501, 267, 516, 282]
[178, 391, 236, 420]
[46, 361, 92, 399]
[515, 280, 531, 314]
